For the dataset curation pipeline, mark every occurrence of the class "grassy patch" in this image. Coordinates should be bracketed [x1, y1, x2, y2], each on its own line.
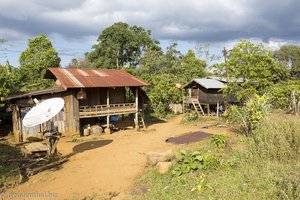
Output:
[133, 114, 300, 200]
[181, 112, 220, 125]
[0, 142, 24, 189]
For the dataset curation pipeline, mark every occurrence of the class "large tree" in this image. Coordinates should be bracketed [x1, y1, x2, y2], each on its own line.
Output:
[67, 57, 94, 68]
[274, 45, 300, 79]
[87, 22, 160, 68]
[225, 40, 289, 100]
[175, 49, 207, 83]
[136, 43, 208, 115]
[18, 35, 61, 92]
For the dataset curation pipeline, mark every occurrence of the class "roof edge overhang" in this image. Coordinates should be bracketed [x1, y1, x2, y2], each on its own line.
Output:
[4, 87, 67, 101]
[183, 79, 201, 89]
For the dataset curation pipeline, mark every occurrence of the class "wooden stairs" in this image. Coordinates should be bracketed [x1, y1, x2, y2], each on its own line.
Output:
[191, 99, 205, 117]
[138, 110, 146, 130]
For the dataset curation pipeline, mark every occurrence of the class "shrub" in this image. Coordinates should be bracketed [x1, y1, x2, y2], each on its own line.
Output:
[266, 80, 300, 110]
[171, 150, 220, 176]
[181, 111, 199, 124]
[210, 134, 226, 150]
[227, 95, 269, 136]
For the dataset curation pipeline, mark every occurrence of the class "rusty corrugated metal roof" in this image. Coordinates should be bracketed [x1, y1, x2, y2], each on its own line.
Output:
[5, 87, 66, 101]
[45, 68, 150, 89]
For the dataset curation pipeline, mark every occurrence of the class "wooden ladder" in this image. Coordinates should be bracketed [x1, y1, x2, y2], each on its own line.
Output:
[138, 111, 146, 130]
[191, 99, 205, 117]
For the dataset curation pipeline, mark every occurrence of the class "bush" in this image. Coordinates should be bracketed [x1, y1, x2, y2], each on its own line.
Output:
[144, 74, 182, 116]
[181, 111, 199, 124]
[210, 134, 226, 150]
[266, 80, 300, 110]
[171, 150, 220, 176]
[227, 95, 269, 136]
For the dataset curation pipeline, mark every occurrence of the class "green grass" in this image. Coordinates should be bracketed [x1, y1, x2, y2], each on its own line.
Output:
[132, 114, 300, 200]
[0, 142, 24, 189]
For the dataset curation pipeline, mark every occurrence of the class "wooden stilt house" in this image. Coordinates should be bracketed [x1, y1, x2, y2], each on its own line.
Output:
[183, 77, 239, 116]
[6, 68, 149, 142]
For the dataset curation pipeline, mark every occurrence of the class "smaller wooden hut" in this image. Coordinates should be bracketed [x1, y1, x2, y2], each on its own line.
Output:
[183, 77, 239, 116]
[6, 68, 149, 142]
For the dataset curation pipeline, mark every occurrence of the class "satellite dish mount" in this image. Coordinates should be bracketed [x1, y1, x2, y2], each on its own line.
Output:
[22, 97, 65, 156]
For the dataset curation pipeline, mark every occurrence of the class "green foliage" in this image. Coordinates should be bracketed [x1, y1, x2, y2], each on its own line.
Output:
[191, 174, 213, 193]
[210, 134, 226, 150]
[266, 80, 300, 110]
[87, 22, 160, 68]
[222, 40, 289, 101]
[248, 115, 300, 161]
[0, 62, 18, 106]
[227, 95, 269, 136]
[138, 43, 207, 82]
[181, 111, 199, 124]
[136, 43, 207, 116]
[67, 57, 94, 68]
[274, 44, 300, 79]
[172, 49, 207, 83]
[18, 35, 60, 92]
[143, 74, 182, 116]
[171, 150, 220, 176]
[0, 143, 23, 188]
[136, 114, 300, 200]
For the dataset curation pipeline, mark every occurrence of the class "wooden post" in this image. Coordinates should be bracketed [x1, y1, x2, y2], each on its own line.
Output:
[72, 91, 80, 135]
[135, 87, 139, 131]
[217, 101, 219, 117]
[12, 105, 21, 143]
[207, 104, 210, 116]
[105, 88, 111, 134]
[182, 89, 185, 114]
[188, 88, 192, 97]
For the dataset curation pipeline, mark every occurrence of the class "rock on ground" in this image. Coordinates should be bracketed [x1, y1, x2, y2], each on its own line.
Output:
[156, 162, 172, 174]
[90, 125, 103, 134]
[146, 150, 175, 166]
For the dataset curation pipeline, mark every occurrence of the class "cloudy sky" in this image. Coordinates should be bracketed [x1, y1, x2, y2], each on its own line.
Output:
[1, 0, 300, 67]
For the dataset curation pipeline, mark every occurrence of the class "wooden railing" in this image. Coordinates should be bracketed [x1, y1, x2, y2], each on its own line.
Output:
[79, 103, 136, 118]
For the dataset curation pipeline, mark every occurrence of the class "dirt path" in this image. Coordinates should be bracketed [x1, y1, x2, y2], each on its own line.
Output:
[5, 115, 216, 200]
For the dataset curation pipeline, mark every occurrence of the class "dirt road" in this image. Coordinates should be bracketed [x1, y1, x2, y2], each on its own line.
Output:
[5, 116, 218, 200]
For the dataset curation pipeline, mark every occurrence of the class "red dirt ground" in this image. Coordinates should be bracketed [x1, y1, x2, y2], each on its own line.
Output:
[5, 115, 228, 200]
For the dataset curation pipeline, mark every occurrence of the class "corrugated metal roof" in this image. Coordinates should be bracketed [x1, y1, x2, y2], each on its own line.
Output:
[207, 76, 244, 83]
[5, 87, 66, 101]
[45, 68, 150, 89]
[184, 78, 226, 89]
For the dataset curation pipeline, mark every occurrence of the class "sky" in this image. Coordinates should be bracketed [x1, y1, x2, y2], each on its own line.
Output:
[1, 0, 300, 67]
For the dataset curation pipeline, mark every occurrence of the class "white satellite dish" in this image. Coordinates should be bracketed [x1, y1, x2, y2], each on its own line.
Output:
[23, 97, 65, 128]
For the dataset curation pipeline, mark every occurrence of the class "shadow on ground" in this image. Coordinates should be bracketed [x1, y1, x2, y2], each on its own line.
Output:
[63, 139, 113, 159]
[72, 140, 113, 154]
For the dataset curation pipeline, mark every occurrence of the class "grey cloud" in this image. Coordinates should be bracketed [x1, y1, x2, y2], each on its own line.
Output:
[1, 0, 300, 43]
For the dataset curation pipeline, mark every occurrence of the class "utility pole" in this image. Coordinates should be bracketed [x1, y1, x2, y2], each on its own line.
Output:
[222, 47, 230, 109]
